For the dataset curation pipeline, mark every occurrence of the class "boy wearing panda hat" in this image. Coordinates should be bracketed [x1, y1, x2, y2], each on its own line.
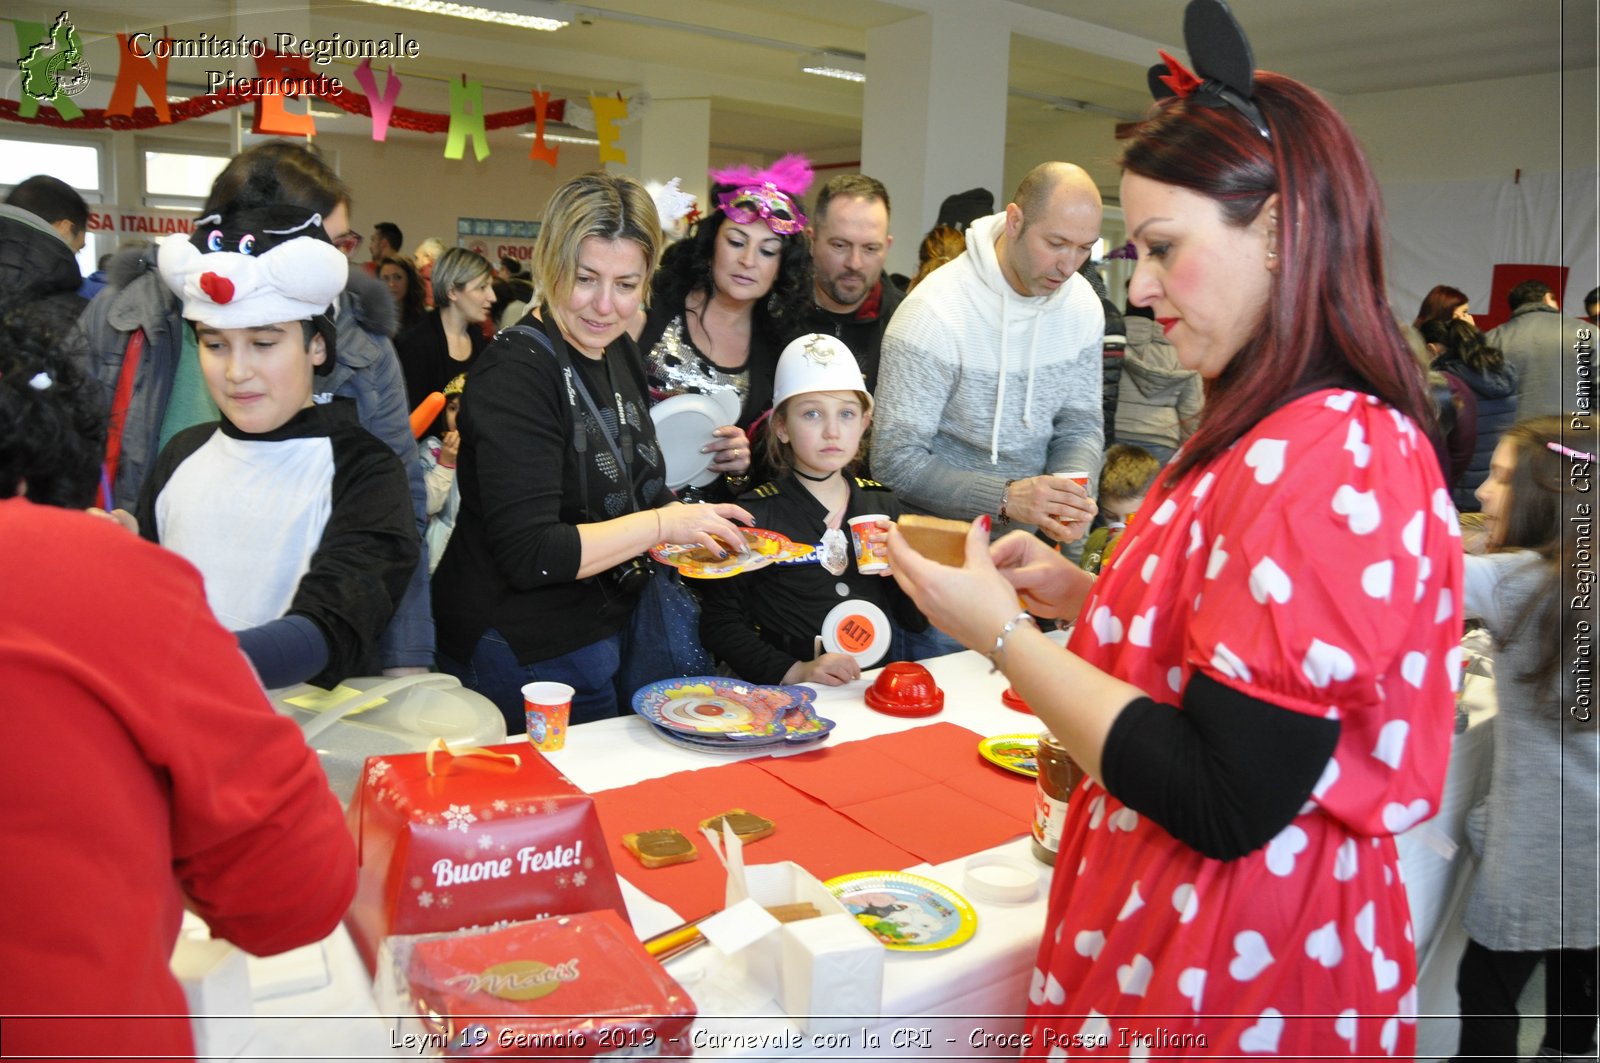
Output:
[133, 203, 419, 689]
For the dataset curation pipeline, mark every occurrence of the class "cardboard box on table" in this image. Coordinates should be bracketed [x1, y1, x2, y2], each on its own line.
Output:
[704, 830, 883, 1037]
[346, 742, 625, 971]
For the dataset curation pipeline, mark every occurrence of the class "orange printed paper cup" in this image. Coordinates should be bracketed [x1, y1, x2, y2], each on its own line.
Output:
[521, 681, 574, 751]
[847, 514, 890, 573]
[1056, 470, 1093, 489]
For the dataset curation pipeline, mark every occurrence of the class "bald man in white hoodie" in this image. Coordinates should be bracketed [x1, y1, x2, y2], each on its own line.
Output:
[872, 162, 1105, 543]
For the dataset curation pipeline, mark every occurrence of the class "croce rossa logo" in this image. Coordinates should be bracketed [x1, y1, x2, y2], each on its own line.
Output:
[20, 11, 91, 101]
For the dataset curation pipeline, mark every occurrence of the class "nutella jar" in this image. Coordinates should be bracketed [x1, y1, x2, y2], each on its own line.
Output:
[1031, 730, 1084, 865]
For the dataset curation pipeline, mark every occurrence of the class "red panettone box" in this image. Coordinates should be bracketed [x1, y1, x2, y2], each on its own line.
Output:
[346, 742, 626, 971]
[380, 912, 695, 1057]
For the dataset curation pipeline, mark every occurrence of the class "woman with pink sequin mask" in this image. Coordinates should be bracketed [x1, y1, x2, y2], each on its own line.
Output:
[630, 155, 816, 500]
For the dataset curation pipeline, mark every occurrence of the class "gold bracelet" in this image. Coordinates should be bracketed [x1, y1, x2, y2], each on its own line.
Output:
[985, 610, 1036, 674]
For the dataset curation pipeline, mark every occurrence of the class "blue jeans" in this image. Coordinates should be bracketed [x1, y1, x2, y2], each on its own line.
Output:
[899, 624, 967, 661]
[438, 628, 624, 736]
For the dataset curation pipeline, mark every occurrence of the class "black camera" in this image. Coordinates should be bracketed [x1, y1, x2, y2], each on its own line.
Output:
[603, 556, 655, 597]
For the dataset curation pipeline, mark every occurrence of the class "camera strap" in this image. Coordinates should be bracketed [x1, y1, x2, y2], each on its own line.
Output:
[504, 316, 639, 518]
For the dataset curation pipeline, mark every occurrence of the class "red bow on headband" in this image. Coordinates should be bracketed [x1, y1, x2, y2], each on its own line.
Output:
[1156, 49, 1203, 99]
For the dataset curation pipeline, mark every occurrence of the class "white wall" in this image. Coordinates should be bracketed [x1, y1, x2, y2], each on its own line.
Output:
[1339, 70, 1595, 186]
[1340, 69, 1599, 318]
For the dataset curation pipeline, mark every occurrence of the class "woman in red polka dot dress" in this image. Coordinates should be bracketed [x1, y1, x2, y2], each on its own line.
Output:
[886, 2, 1463, 1057]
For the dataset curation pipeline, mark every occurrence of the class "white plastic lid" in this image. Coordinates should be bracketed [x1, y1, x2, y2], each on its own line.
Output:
[963, 854, 1041, 905]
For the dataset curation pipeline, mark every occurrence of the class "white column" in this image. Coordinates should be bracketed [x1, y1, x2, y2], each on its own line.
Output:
[862, 10, 1010, 277]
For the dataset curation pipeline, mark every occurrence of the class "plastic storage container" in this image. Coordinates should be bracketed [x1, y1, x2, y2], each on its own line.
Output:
[272, 674, 507, 804]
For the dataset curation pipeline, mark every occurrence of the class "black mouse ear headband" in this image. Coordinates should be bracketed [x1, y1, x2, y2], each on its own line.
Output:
[1147, 0, 1270, 140]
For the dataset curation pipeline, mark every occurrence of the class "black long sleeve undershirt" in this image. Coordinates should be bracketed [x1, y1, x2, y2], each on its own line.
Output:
[1099, 672, 1341, 861]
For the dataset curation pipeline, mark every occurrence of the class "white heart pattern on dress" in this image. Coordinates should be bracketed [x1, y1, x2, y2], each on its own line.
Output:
[1128, 607, 1156, 648]
[1188, 519, 1205, 557]
[1380, 1016, 1399, 1056]
[1239, 1008, 1284, 1053]
[1167, 666, 1183, 693]
[1332, 485, 1382, 535]
[1399, 984, 1418, 1020]
[1079, 1011, 1110, 1046]
[1402, 510, 1425, 556]
[1433, 487, 1460, 534]
[1372, 719, 1410, 769]
[1389, 407, 1417, 452]
[1361, 559, 1394, 600]
[1171, 883, 1200, 924]
[1382, 798, 1430, 832]
[1265, 824, 1308, 877]
[1335, 838, 1359, 881]
[1325, 391, 1358, 412]
[1141, 552, 1160, 583]
[1108, 807, 1140, 833]
[1205, 535, 1229, 579]
[1229, 930, 1275, 981]
[1028, 966, 1047, 1005]
[1212, 642, 1254, 683]
[1399, 651, 1427, 689]
[1436, 587, 1454, 624]
[1305, 920, 1344, 967]
[1335, 1009, 1360, 1051]
[1313, 755, 1341, 800]
[1373, 947, 1400, 991]
[1344, 420, 1372, 468]
[1244, 438, 1288, 485]
[1088, 793, 1107, 830]
[1192, 471, 1216, 498]
[1354, 900, 1377, 952]
[1118, 881, 1145, 921]
[1249, 556, 1293, 605]
[1044, 972, 1066, 1005]
[1117, 954, 1154, 997]
[1302, 638, 1356, 688]
[1177, 966, 1206, 1010]
[1074, 929, 1106, 960]
[1149, 498, 1178, 526]
[1091, 605, 1124, 645]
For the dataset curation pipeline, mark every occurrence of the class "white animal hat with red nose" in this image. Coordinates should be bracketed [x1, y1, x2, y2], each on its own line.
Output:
[157, 203, 347, 330]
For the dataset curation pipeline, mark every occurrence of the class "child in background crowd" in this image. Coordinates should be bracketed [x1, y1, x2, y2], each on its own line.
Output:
[132, 203, 419, 689]
[1454, 414, 1599, 1061]
[699, 333, 926, 685]
[1079, 443, 1159, 575]
[420, 372, 465, 573]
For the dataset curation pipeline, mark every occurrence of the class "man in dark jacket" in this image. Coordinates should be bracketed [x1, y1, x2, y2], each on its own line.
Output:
[1485, 279, 1588, 420]
[1, 174, 88, 317]
[802, 174, 902, 394]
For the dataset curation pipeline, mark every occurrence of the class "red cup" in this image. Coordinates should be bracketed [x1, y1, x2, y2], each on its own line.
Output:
[521, 681, 573, 750]
[864, 662, 945, 717]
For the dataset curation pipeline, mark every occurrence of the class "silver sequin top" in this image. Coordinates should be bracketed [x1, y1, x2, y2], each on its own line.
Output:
[643, 313, 750, 408]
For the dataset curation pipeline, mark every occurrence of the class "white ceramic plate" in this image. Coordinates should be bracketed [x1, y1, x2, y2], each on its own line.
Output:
[820, 599, 891, 668]
[651, 391, 742, 490]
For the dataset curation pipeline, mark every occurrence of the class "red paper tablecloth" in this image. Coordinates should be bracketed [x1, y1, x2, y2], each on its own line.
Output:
[592, 723, 1032, 915]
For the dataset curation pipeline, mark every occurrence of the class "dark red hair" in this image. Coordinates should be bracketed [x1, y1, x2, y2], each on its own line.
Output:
[1119, 72, 1431, 486]
[1413, 284, 1469, 330]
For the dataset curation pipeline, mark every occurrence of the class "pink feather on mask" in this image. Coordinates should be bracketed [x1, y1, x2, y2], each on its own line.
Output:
[709, 153, 814, 198]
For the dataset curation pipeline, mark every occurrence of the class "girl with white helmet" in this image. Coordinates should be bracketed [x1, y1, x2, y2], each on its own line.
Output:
[698, 332, 927, 685]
